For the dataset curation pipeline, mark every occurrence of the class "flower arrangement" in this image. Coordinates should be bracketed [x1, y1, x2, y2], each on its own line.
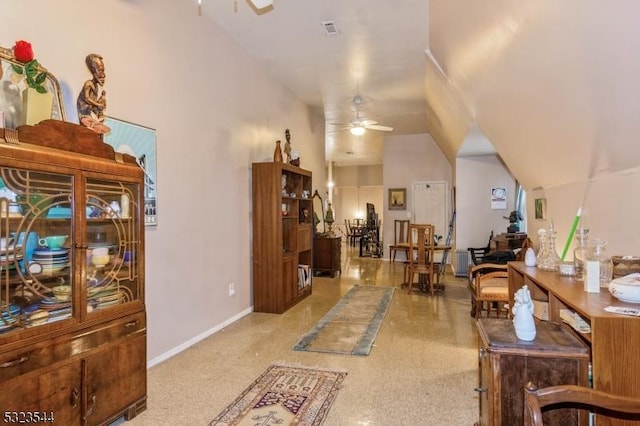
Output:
[11, 40, 48, 93]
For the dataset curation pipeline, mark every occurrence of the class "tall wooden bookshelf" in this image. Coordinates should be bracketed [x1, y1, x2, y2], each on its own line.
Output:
[252, 162, 313, 313]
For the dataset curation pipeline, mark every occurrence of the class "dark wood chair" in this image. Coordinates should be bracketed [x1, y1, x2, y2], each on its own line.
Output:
[468, 231, 494, 265]
[389, 219, 410, 262]
[524, 382, 640, 426]
[344, 219, 362, 247]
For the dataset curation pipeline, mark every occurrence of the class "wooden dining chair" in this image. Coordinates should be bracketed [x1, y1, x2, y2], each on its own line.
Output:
[468, 263, 509, 317]
[389, 219, 410, 262]
[524, 382, 640, 426]
[406, 223, 436, 295]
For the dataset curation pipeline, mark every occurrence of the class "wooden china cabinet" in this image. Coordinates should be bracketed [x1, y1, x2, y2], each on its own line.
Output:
[252, 162, 313, 314]
[0, 121, 146, 425]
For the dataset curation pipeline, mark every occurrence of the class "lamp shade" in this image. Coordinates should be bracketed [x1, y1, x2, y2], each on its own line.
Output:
[350, 126, 365, 136]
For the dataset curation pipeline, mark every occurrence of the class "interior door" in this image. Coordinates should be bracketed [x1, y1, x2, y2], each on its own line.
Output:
[412, 181, 449, 262]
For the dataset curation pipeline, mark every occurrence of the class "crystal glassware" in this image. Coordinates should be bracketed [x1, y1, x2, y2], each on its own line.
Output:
[538, 229, 560, 271]
[573, 228, 590, 281]
[587, 238, 613, 287]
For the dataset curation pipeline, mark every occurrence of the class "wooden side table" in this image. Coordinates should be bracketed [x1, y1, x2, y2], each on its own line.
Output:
[475, 318, 589, 426]
[313, 235, 341, 277]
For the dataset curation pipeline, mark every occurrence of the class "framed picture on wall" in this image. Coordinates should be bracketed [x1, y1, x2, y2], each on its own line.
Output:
[389, 188, 406, 210]
[490, 187, 507, 210]
[104, 116, 158, 226]
[535, 198, 547, 220]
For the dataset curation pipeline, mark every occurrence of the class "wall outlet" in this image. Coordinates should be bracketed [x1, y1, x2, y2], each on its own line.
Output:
[228, 282, 235, 296]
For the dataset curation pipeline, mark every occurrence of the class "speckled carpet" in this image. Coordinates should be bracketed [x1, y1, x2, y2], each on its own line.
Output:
[209, 364, 347, 426]
[293, 285, 395, 355]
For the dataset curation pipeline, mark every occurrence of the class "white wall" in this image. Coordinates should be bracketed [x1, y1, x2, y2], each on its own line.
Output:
[429, 1, 640, 264]
[331, 165, 383, 234]
[1, 0, 326, 363]
[383, 134, 453, 258]
[456, 155, 517, 250]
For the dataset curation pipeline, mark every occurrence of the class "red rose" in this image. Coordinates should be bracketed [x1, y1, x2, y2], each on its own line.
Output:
[13, 40, 34, 63]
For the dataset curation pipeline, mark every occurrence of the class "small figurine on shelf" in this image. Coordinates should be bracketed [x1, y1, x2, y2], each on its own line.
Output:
[504, 210, 523, 233]
[300, 207, 310, 224]
[512, 285, 536, 341]
[290, 150, 300, 167]
[284, 129, 292, 163]
[77, 53, 111, 135]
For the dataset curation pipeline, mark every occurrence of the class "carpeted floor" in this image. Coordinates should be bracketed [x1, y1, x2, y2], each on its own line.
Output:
[209, 364, 347, 426]
[293, 285, 395, 355]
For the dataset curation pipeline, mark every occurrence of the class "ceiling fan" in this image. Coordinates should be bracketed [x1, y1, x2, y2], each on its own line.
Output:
[340, 95, 394, 136]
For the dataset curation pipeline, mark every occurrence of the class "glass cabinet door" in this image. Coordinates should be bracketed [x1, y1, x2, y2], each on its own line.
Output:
[0, 167, 74, 334]
[85, 177, 141, 313]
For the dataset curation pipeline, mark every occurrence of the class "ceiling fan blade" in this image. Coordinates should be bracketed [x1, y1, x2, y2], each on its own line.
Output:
[360, 119, 378, 126]
[365, 124, 394, 132]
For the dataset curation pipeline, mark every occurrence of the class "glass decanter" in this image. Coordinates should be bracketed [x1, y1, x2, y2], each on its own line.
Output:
[587, 238, 613, 287]
[573, 228, 590, 281]
[538, 229, 561, 271]
[536, 229, 548, 267]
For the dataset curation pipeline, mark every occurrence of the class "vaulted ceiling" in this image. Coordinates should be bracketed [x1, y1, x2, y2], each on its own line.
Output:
[205, 0, 640, 191]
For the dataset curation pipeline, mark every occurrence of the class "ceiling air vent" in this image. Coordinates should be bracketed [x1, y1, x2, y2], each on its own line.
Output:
[321, 21, 339, 36]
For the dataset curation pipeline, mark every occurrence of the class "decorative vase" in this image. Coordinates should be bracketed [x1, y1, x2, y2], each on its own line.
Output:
[120, 194, 130, 218]
[524, 247, 537, 266]
[273, 140, 283, 163]
[21, 88, 53, 125]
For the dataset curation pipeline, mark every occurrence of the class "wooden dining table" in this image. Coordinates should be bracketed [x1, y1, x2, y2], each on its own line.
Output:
[398, 243, 451, 292]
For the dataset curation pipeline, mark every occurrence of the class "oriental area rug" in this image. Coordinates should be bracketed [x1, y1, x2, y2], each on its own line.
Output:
[293, 285, 395, 355]
[209, 364, 347, 426]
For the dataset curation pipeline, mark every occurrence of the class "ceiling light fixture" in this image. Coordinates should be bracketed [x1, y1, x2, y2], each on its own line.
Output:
[249, 0, 274, 9]
[350, 126, 365, 136]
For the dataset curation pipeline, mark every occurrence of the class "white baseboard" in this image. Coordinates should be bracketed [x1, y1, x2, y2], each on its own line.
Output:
[147, 306, 253, 368]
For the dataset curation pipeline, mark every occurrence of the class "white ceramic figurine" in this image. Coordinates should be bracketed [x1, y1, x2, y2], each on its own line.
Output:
[512, 285, 536, 341]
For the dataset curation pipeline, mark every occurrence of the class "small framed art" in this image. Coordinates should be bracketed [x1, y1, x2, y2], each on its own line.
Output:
[389, 188, 406, 210]
[103, 116, 158, 226]
[534, 198, 547, 220]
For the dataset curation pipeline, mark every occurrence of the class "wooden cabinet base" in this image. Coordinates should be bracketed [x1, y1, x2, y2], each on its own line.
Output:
[0, 313, 147, 425]
[313, 236, 341, 277]
[476, 318, 589, 426]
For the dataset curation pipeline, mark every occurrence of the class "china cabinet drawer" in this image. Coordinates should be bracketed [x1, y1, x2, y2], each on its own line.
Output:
[0, 331, 146, 425]
[0, 312, 145, 382]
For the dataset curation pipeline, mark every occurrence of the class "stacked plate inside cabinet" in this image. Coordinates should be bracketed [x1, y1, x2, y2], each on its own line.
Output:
[0, 303, 20, 332]
[88, 283, 123, 310]
[0, 243, 23, 272]
[32, 248, 70, 275]
[38, 297, 71, 323]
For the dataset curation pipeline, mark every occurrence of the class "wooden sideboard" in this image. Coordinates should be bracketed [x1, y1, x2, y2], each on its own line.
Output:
[313, 235, 341, 277]
[476, 318, 589, 426]
[508, 262, 640, 426]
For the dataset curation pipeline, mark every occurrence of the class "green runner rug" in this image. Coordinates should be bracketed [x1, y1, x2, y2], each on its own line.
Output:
[293, 285, 395, 355]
